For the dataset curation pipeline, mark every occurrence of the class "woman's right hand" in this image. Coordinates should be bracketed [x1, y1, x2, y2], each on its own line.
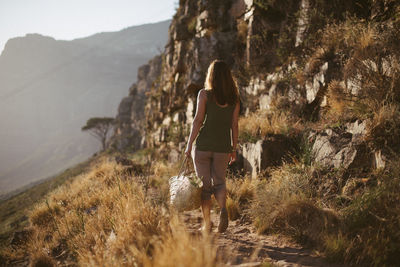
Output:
[229, 151, 236, 165]
[185, 144, 192, 158]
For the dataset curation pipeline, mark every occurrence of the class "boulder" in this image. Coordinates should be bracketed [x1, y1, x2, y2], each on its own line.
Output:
[295, 0, 310, 47]
[242, 135, 297, 178]
[373, 150, 386, 169]
[310, 121, 372, 171]
[306, 62, 328, 103]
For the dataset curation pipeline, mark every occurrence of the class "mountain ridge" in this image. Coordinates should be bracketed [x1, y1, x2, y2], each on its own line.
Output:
[0, 19, 170, 196]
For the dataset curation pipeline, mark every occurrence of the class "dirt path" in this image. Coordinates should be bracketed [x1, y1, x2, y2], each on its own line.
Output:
[180, 209, 347, 267]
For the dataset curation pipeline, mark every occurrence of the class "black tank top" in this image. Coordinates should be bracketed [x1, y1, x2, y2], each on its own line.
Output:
[195, 90, 235, 153]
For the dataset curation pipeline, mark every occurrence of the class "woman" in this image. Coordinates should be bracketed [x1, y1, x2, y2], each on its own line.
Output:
[185, 59, 240, 233]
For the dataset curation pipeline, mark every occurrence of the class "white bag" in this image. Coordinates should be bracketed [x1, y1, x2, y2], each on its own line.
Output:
[169, 158, 202, 212]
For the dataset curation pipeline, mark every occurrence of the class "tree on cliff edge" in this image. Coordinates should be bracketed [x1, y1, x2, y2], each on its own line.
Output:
[82, 117, 115, 151]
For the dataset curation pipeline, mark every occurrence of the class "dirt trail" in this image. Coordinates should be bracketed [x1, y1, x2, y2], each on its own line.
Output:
[180, 209, 347, 267]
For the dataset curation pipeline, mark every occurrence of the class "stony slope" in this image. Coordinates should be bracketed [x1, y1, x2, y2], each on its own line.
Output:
[109, 0, 400, 265]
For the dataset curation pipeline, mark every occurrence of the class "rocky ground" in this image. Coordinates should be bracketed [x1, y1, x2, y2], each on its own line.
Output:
[181, 209, 347, 267]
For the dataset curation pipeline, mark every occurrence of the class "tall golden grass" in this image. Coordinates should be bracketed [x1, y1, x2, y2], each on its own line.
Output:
[239, 110, 301, 142]
[226, 175, 255, 220]
[249, 157, 400, 266]
[249, 162, 335, 238]
[22, 158, 221, 266]
[320, 20, 400, 118]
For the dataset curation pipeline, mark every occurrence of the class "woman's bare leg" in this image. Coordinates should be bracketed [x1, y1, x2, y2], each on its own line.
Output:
[192, 150, 213, 233]
[211, 152, 230, 232]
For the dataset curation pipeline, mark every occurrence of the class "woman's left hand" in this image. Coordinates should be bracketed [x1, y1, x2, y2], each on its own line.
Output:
[229, 151, 236, 165]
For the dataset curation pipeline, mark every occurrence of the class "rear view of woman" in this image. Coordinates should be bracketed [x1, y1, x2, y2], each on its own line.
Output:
[185, 59, 240, 233]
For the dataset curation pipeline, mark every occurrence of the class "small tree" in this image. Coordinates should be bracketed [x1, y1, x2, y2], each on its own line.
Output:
[82, 117, 115, 151]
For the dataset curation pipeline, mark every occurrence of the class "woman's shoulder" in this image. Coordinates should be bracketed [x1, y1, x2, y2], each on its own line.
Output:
[199, 88, 212, 93]
[198, 88, 211, 98]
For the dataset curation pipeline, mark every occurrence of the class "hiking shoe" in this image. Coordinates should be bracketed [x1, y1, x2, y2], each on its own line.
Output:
[218, 208, 228, 233]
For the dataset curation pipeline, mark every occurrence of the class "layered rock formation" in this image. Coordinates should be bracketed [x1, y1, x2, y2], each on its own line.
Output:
[113, 0, 306, 151]
[112, 0, 397, 175]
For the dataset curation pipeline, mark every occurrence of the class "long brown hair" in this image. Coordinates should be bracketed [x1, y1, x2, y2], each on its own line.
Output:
[204, 60, 239, 106]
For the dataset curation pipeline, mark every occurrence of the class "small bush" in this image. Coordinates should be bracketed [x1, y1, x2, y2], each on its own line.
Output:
[251, 162, 341, 245]
[226, 197, 240, 221]
[30, 200, 61, 229]
[322, 160, 400, 266]
[271, 200, 339, 245]
[319, 19, 400, 123]
[323, 232, 350, 263]
[226, 176, 255, 220]
[366, 104, 400, 154]
[30, 252, 56, 267]
[251, 163, 313, 233]
[148, 216, 219, 267]
[326, 80, 352, 120]
[340, 170, 400, 265]
[226, 176, 254, 204]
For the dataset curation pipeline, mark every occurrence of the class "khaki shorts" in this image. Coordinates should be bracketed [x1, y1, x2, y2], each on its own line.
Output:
[192, 148, 230, 200]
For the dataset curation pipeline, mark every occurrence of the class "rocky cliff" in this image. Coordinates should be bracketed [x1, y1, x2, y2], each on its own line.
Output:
[113, 0, 400, 176]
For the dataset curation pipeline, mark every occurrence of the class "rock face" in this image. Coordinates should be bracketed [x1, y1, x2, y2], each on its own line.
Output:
[113, 0, 307, 151]
[309, 120, 373, 171]
[111, 0, 381, 177]
[110, 56, 162, 151]
[242, 135, 298, 178]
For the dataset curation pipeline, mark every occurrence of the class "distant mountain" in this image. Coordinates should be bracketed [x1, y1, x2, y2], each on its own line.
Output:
[0, 20, 170, 196]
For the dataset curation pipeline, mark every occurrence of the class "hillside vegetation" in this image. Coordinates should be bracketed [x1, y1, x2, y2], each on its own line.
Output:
[1, 0, 400, 266]
[1, 156, 225, 266]
[0, 159, 93, 249]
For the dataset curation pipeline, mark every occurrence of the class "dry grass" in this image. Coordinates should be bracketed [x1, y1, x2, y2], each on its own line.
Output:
[30, 251, 56, 267]
[149, 216, 219, 267]
[251, 163, 315, 234]
[272, 200, 339, 245]
[225, 196, 240, 221]
[15, 158, 222, 266]
[250, 156, 400, 266]
[325, 161, 400, 266]
[320, 20, 400, 121]
[251, 162, 340, 244]
[365, 104, 400, 153]
[239, 110, 301, 142]
[0, 157, 93, 251]
[326, 80, 349, 117]
[226, 176, 255, 220]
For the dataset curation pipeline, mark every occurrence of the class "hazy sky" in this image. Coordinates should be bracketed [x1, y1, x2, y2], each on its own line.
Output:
[0, 0, 177, 53]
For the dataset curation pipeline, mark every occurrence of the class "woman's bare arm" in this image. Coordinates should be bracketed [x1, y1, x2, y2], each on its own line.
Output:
[185, 89, 207, 157]
[229, 101, 240, 164]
